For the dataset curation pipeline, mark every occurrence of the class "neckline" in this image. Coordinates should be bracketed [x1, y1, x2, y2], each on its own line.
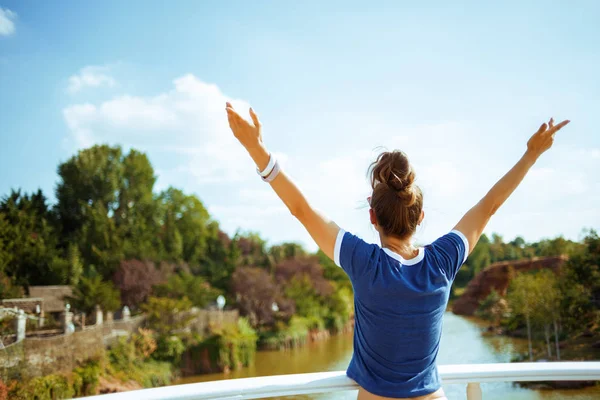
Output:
[382, 247, 425, 266]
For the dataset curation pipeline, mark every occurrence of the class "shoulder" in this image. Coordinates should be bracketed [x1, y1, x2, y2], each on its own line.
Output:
[334, 230, 381, 279]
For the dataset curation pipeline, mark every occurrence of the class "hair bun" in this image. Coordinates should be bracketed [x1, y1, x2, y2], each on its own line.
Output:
[370, 151, 417, 205]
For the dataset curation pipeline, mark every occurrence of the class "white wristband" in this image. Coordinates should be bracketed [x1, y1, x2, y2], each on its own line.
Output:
[257, 153, 276, 178]
[262, 160, 281, 183]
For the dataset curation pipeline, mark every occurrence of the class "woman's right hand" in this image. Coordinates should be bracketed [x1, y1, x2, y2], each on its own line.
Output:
[526, 118, 570, 159]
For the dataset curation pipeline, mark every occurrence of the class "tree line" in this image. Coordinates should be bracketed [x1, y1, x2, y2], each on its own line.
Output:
[0, 144, 352, 342]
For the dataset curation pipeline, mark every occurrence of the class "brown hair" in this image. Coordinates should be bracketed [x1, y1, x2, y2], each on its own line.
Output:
[368, 150, 423, 239]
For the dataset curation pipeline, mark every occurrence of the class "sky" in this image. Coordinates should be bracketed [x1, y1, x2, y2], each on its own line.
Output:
[0, 1, 598, 251]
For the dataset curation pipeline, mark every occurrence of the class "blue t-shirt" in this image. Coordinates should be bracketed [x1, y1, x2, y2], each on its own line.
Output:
[333, 229, 469, 398]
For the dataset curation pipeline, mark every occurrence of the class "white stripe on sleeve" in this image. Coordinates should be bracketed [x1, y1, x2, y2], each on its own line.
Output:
[334, 229, 345, 267]
[450, 229, 470, 263]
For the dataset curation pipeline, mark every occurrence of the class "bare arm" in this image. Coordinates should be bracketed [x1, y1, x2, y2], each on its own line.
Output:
[454, 118, 570, 253]
[225, 103, 339, 260]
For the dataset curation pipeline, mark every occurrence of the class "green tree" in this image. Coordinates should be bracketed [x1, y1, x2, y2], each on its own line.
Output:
[157, 187, 213, 265]
[55, 145, 123, 241]
[558, 229, 599, 333]
[66, 275, 121, 314]
[232, 231, 270, 268]
[141, 296, 193, 336]
[116, 150, 160, 260]
[317, 249, 351, 290]
[476, 290, 508, 326]
[531, 271, 562, 359]
[507, 273, 537, 360]
[153, 272, 221, 308]
[0, 189, 63, 286]
[191, 224, 240, 290]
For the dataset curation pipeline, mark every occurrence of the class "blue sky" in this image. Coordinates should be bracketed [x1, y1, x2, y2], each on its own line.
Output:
[1, 1, 598, 250]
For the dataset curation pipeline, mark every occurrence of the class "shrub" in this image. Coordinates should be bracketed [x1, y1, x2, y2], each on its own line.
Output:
[153, 335, 185, 364]
[138, 361, 172, 388]
[73, 359, 101, 396]
[108, 337, 137, 373]
[0, 379, 7, 400]
[132, 328, 157, 359]
[12, 374, 74, 400]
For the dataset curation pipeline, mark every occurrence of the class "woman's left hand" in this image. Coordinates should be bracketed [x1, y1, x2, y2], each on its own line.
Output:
[226, 102, 263, 150]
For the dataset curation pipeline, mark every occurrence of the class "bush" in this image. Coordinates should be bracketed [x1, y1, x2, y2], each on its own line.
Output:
[108, 337, 137, 373]
[0, 379, 8, 400]
[106, 335, 173, 388]
[138, 361, 172, 388]
[73, 359, 102, 396]
[258, 316, 310, 350]
[153, 335, 186, 364]
[12, 374, 74, 400]
[132, 328, 157, 359]
[188, 318, 257, 373]
[141, 296, 193, 335]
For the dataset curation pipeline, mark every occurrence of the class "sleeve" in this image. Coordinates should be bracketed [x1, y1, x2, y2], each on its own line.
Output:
[429, 230, 469, 280]
[333, 229, 379, 281]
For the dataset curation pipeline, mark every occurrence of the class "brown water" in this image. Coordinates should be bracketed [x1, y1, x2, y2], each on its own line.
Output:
[177, 313, 600, 399]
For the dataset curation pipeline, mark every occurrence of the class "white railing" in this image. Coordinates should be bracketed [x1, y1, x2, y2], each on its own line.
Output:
[82, 362, 600, 400]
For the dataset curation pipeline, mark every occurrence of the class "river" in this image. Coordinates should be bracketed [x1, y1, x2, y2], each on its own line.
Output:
[177, 313, 600, 399]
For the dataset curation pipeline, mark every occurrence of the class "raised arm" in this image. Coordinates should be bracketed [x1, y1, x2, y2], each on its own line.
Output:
[454, 118, 570, 253]
[225, 103, 340, 260]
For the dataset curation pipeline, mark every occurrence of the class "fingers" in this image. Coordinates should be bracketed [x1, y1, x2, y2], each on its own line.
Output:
[249, 107, 261, 127]
[545, 119, 570, 136]
[537, 123, 548, 134]
[553, 119, 570, 132]
[548, 118, 554, 130]
[226, 104, 242, 130]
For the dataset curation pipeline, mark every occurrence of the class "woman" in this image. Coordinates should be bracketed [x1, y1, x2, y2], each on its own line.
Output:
[225, 102, 569, 400]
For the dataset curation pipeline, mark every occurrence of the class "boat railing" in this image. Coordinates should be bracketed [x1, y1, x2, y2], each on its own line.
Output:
[81, 361, 600, 400]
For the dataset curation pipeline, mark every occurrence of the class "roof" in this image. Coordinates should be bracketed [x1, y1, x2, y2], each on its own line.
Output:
[1, 298, 43, 314]
[29, 286, 73, 313]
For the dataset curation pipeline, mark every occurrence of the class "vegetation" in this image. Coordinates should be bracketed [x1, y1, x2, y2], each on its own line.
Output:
[474, 230, 600, 362]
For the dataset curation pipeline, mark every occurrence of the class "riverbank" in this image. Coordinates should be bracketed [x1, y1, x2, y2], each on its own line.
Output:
[473, 314, 600, 391]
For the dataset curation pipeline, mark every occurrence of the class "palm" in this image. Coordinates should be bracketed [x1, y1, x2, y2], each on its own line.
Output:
[527, 118, 570, 156]
[225, 102, 262, 149]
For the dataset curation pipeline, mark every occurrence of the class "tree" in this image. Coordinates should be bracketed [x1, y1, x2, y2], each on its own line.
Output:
[558, 229, 599, 333]
[269, 243, 307, 267]
[78, 202, 123, 278]
[275, 257, 333, 297]
[532, 271, 562, 359]
[55, 145, 163, 273]
[231, 267, 292, 327]
[157, 187, 212, 265]
[476, 290, 508, 326]
[197, 225, 237, 290]
[153, 272, 221, 308]
[55, 145, 123, 242]
[116, 150, 159, 260]
[507, 273, 537, 360]
[232, 232, 270, 268]
[66, 275, 121, 315]
[141, 296, 193, 336]
[113, 260, 163, 309]
[0, 189, 63, 286]
[317, 249, 351, 289]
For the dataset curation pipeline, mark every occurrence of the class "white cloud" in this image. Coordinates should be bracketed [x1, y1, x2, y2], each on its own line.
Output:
[63, 74, 255, 180]
[0, 8, 16, 36]
[67, 65, 117, 94]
